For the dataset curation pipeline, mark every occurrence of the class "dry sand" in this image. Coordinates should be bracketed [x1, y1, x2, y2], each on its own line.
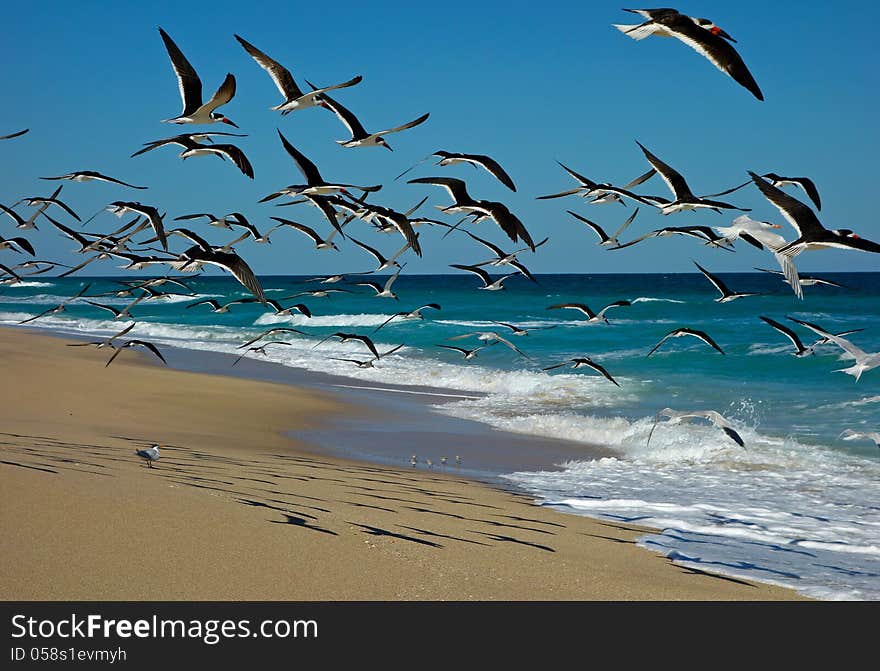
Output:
[0, 328, 804, 600]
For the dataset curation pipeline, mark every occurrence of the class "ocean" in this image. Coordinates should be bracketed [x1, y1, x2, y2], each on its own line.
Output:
[1, 271, 878, 600]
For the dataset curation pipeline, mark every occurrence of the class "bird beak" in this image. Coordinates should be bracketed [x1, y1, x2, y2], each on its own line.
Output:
[771, 224, 782, 229]
[711, 26, 736, 42]
[222, 118, 239, 128]
[383, 142, 394, 152]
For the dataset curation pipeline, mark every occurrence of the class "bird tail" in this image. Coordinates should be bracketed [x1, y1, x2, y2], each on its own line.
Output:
[835, 363, 865, 381]
[612, 23, 656, 40]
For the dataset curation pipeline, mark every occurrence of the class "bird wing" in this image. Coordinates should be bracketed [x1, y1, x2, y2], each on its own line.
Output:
[748, 172, 823, 239]
[159, 28, 203, 115]
[270, 217, 323, 245]
[693, 260, 731, 297]
[759, 316, 805, 352]
[463, 153, 516, 191]
[315, 90, 368, 139]
[635, 141, 693, 200]
[609, 208, 640, 242]
[450, 263, 491, 287]
[234, 35, 302, 100]
[684, 328, 725, 354]
[407, 177, 473, 205]
[580, 358, 620, 386]
[567, 210, 608, 243]
[0, 128, 29, 140]
[201, 73, 236, 115]
[375, 112, 430, 137]
[128, 340, 167, 365]
[277, 130, 323, 185]
[210, 143, 254, 179]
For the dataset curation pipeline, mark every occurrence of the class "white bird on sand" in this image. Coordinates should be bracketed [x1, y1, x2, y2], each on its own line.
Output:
[135, 444, 161, 468]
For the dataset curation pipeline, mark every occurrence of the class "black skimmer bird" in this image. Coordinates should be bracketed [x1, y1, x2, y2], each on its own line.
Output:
[2, 185, 64, 230]
[647, 409, 745, 448]
[171, 136, 254, 179]
[542, 357, 620, 386]
[18, 283, 91, 324]
[787, 316, 879, 381]
[450, 264, 517, 292]
[328, 343, 404, 369]
[447, 331, 533, 360]
[15, 195, 81, 222]
[234, 34, 362, 115]
[647, 327, 725, 357]
[314, 332, 381, 359]
[436, 343, 492, 360]
[759, 316, 814, 357]
[340, 201, 422, 256]
[635, 141, 750, 215]
[613, 8, 763, 101]
[465, 230, 547, 282]
[158, 27, 238, 127]
[315, 88, 429, 151]
[749, 172, 880, 299]
[754, 267, 845, 288]
[407, 176, 535, 250]
[131, 131, 247, 158]
[490, 321, 557, 337]
[839, 429, 880, 449]
[85, 295, 147, 321]
[263, 300, 312, 319]
[173, 211, 241, 229]
[713, 215, 787, 251]
[611, 224, 735, 251]
[106, 340, 167, 368]
[66, 323, 136, 350]
[349, 236, 412, 271]
[0, 234, 35, 256]
[285, 288, 354, 299]
[374, 304, 442, 332]
[232, 341, 293, 367]
[107, 202, 167, 251]
[176, 246, 266, 304]
[569, 209, 639, 247]
[693, 260, 760, 302]
[536, 162, 657, 205]
[547, 300, 631, 324]
[355, 264, 405, 299]
[237, 327, 307, 350]
[397, 151, 517, 191]
[185, 297, 259, 313]
[134, 444, 161, 468]
[40, 171, 148, 189]
[0, 128, 28, 140]
[264, 130, 382, 198]
[269, 217, 343, 251]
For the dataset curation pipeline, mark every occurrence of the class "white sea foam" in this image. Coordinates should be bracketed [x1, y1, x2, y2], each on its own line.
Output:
[631, 296, 685, 304]
[4, 281, 55, 288]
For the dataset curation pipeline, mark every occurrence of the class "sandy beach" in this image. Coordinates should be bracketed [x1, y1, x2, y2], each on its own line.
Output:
[0, 327, 804, 600]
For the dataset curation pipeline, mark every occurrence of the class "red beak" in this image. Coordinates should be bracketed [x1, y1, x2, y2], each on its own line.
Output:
[221, 117, 239, 128]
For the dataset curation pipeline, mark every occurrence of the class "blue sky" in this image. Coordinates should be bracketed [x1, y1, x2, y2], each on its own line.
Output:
[1, 1, 878, 276]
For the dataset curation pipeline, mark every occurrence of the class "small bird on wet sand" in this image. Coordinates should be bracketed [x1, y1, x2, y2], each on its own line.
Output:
[135, 444, 161, 468]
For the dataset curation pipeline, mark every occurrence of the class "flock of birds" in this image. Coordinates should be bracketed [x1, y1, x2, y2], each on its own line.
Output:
[2, 9, 879, 461]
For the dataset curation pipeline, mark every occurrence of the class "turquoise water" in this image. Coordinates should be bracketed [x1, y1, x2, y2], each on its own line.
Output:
[1, 271, 878, 599]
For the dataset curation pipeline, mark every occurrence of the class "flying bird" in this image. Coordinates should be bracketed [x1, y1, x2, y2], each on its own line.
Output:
[647, 408, 745, 448]
[748, 172, 880, 299]
[374, 304, 442, 332]
[693, 260, 760, 302]
[107, 202, 167, 251]
[398, 151, 516, 191]
[787, 317, 879, 381]
[450, 264, 517, 292]
[839, 429, 880, 449]
[106, 340, 167, 367]
[647, 327, 725, 357]
[315, 88, 429, 151]
[542, 357, 620, 386]
[547, 300, 631, 324]
[41, 171, 148, 189]
[613, 8, 763, 101]
[635, 141, 750, 214]
[569, 209, 639, 247]
[234, 34, 362, 115]
[0, 129, 29, 140]
[158, 27, 238, 126]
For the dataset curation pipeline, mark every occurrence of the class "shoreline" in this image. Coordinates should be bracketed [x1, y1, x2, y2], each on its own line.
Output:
[0, 326, 804, 600]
